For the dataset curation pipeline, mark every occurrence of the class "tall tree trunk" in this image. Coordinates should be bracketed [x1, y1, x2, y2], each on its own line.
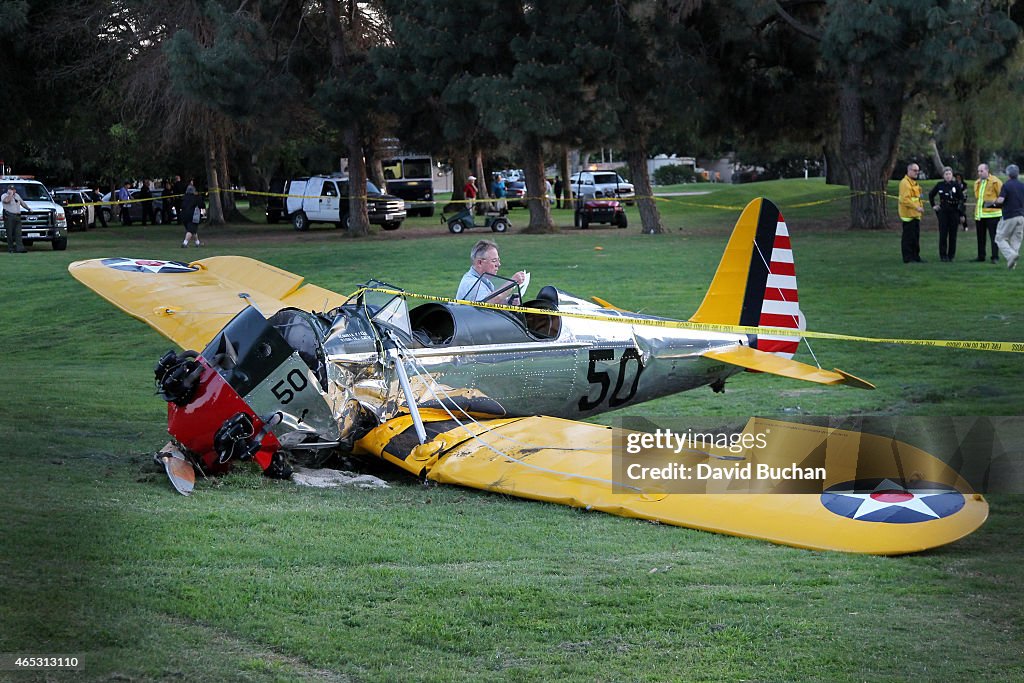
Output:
[845, 160, 889, 231]
[557, 145, 570, 208]
[217, 130, 235, 216]
[345, 125, 370, 237]
[204, 132, 224, 225]
[961, 106, 979, 179]
[627, 145, 662, 234]
[521, 137, 554, 233]
[324, 0, 369, 237]
[837, 75, 903, 230]
[451, 148, 469, 206]
[928, 139, 945, 176]
[823, 143, 848, 186]
[473, 148, 489, 213]
[367, 155, 386, 192]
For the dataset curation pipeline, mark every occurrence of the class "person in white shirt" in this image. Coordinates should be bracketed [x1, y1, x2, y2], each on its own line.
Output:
[456, 239, 526, 304]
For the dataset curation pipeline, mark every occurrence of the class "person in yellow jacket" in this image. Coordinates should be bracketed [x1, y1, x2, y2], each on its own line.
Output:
[973, 163, 1003, 262]
[898, 163, 925, 263]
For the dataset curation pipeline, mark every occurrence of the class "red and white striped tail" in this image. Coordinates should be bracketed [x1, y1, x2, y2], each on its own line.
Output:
[755, 215, 804, 359]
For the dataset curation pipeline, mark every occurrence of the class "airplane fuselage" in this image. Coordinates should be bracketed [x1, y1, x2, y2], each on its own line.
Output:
[321, 288, 749, 426]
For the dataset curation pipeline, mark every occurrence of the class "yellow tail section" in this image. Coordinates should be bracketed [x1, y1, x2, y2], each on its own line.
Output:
[690, 198, 767, 326]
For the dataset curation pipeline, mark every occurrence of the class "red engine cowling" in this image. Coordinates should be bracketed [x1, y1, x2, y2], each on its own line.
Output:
[164, 357, 282, 474]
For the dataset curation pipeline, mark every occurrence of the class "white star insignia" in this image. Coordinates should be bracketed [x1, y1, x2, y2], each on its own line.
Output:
[827, 478, 951, 520]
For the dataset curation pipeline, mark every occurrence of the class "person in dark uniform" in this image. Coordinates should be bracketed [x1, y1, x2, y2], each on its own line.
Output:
[929, 166, 962, 262]
[90, 185, 108, 227]
[171, 174, 187, 225]
[953, 173, 968, 231]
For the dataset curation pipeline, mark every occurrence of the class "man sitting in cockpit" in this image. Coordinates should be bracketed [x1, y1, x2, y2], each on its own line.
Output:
[456, 239, 527, 304]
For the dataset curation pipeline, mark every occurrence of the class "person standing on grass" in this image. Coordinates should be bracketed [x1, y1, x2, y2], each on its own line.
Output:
[117, 181, 133, 226]
[953, 172, 968, 231]
[463, 175, 478, 215]
[929, 166, 962, 262]
[180, 184, 204, 248]
[898, 163, 925, 263]
[3, 185, 30, 253]
[973, 163, 1002, 262]
[992, 164, 1024, 270]
[138, 179, 156, 225]
[491, 174, 507, 214]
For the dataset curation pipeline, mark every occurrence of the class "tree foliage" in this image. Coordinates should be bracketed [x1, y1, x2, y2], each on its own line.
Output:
[2, 0, 1021, 235]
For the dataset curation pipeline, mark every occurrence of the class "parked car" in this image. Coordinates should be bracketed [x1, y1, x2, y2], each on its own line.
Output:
[284, 175, 406, 231]
[505, 180, 528, 208]
[52, 187, 96, 231]
[100, 187, 172, 225]
[0, 176, 68, 250]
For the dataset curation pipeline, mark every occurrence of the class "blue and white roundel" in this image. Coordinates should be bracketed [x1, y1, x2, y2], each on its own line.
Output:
[101, 258, 198, 274]
[821, 478, 965, 523]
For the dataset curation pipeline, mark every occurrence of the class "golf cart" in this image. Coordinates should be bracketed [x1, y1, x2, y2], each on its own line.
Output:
[442, 207, 510, 234]
[574, 199, 628, 229]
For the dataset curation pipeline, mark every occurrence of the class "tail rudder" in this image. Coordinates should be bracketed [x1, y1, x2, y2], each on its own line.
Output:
[690, 198, 804, 359]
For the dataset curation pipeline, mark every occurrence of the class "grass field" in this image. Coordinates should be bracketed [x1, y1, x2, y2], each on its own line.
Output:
[2, 179, 1022, 682]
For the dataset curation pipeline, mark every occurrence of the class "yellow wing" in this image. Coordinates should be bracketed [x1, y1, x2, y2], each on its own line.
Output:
[69, 256, 349, 349]
[703, 345, 875, 389]
[356, 413, 986, 555]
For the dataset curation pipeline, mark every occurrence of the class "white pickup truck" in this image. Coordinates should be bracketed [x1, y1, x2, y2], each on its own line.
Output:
[570, 171, 635, 205]
[0, 177, 69, 250]
[285, 175, 406, 231]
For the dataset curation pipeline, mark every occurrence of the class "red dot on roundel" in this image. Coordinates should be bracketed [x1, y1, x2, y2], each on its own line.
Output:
[871, 490, 914, 503]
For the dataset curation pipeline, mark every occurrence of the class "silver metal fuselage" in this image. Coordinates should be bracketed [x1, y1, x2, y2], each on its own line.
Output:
[321, 288, 748, 423]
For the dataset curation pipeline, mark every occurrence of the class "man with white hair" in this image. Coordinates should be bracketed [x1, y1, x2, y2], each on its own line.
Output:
[973, 163, 1002, 262]
[456, 239, 527, 303]
[992, 164, 1024, 270]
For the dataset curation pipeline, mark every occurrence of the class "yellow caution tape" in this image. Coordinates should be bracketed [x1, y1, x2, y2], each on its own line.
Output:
[63, 184, 908, 212]
[350, 286, 1024, 354]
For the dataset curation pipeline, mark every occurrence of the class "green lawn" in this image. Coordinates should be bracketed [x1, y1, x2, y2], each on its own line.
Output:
[2, 179, 1021, 682]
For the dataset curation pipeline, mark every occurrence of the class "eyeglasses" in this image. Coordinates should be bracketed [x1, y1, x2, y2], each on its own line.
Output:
[910, 167, 920, 173]
[478, 257, 501, 263]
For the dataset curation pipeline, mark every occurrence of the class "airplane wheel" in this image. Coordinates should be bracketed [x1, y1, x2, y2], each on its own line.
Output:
[491, 218, 509, 233]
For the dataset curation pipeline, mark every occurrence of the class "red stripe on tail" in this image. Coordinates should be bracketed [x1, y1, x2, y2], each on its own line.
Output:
[769, 261, 796, 276]
[759, 312, 802, 328]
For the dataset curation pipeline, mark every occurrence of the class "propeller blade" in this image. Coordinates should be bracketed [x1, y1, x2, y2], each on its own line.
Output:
[157, 443, 195, 495]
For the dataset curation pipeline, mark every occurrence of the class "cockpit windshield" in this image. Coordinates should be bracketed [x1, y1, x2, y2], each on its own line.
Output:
[363, 280, 411, 337]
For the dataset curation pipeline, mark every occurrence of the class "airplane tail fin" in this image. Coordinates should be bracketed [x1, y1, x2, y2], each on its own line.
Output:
[690, 197, 804, 359]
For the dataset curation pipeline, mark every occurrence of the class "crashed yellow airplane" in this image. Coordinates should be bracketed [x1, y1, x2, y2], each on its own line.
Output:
[69, 198, 987, 554]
